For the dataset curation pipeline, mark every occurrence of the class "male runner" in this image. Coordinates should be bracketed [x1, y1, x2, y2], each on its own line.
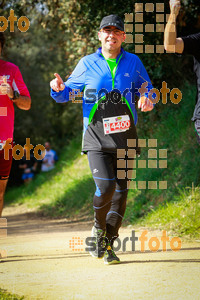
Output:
[50, 15, 154, 264]
[164, 0, 200, 143]
[0, 33, 31, 216]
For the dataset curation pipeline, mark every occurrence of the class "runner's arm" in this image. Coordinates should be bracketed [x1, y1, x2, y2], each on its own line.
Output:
[0, 78, 31, 110]
[164, 0, 184, 53]
[50, 58, 86, 103]
[12, 66, 31, 110]
[134, 57, 154, 112]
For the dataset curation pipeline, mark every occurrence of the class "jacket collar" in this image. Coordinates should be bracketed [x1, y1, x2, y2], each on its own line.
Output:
[96, 47, 125, 63]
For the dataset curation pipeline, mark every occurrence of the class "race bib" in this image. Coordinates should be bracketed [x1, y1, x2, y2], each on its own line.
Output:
[103, 115, 130, 135]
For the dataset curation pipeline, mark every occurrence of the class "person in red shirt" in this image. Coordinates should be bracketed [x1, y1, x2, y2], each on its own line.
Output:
[0, 32, 31, 216]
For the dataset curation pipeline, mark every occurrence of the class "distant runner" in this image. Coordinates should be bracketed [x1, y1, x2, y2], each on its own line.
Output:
[0, 33, 31, 216]
[164, 0, 200, 143]
[50, 15, 154, 264]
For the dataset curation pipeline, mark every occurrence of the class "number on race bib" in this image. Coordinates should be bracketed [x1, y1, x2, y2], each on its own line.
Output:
[103, 115, 131, 135]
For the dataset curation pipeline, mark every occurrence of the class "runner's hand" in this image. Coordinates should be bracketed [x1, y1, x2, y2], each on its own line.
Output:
[0, 77, 14, 98]
[50, 73, 65, 92]
[138, 96, 154, 112]
[169, 0, 181, 17]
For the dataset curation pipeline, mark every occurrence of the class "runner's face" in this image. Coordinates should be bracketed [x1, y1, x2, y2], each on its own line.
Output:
[98, 26, 125, 54]
[45, 143, 50, 150]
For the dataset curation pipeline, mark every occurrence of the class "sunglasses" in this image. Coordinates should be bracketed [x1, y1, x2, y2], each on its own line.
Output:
[100, 28, 124, 36]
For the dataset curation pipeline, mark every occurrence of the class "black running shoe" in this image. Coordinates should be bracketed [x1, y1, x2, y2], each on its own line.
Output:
[89, 226, 106, 259]
[104, 244, 120, 265]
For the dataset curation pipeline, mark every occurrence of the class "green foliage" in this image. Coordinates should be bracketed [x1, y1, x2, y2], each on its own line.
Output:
[5, 85, 200, 239]
[124, 84, 200, 239]
[1, 0, 200, 239]
[0, 0, 199, 149]
[5, 135, 95, 219]
[141, 187, 200, 239]
[0, 289, 25, 300]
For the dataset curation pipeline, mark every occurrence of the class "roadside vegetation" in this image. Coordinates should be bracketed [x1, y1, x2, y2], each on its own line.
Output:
[1, 1, 199, 299]
[0, 289, 25, 300]
[5, 86, 200, 239]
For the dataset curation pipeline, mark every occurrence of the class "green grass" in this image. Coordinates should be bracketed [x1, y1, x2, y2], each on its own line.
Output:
[5, 135, 95, 218]
[125, 87, 200, 238]
[5, 84, 200, 239]
[141, 187, 200, 239]
[124, 84, 200, 239]
[0, 289, 25, 300]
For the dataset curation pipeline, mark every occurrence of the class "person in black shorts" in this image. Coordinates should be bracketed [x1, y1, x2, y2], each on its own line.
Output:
[164, 0, 200, 143]
[50, 15, 154, 264]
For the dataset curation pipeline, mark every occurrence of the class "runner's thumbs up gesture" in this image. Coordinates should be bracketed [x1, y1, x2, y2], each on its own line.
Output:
[169, 0, 181, 17]
[0, 76, 14, 98]
[50, 73, 65, 92]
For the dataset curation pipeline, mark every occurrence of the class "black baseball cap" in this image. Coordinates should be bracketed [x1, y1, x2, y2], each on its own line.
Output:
[99, 15, 124, 31]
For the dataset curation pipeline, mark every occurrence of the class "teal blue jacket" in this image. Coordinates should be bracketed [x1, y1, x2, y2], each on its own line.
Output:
[51, 47, 153, 152]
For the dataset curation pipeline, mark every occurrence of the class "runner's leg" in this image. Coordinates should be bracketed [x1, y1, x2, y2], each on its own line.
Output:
[106, 152, 132, 242]
[0, 145, 13, 216]
[87, 151, 116, 231]
[106, 181, 128, 242]
[0, 179, 8, 217]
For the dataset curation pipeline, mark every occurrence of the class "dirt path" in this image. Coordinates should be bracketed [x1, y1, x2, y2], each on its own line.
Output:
[0, 205, 200, 300]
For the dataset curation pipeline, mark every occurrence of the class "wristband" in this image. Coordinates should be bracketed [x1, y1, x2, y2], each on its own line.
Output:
[10, 91, 20, 100]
